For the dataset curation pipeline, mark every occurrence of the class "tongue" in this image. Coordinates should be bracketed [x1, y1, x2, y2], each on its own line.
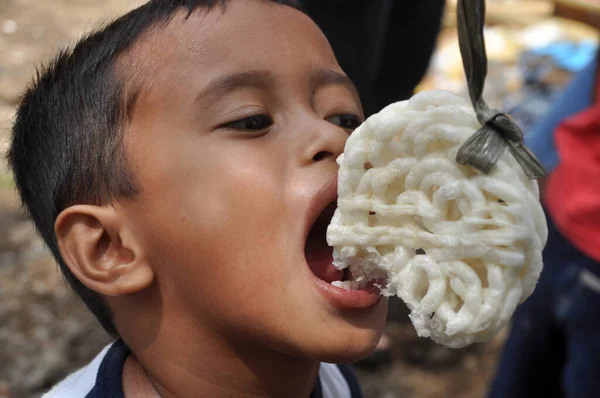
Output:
[305, 241, 343, 283]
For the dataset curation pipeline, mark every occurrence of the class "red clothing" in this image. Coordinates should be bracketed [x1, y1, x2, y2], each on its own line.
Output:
[546, 92, 600, 262]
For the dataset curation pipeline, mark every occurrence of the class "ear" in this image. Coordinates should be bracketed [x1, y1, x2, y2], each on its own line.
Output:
[55, 204, 154, 297]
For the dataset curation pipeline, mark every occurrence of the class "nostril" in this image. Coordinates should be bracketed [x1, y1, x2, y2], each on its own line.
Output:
[313, 151, 329, 162]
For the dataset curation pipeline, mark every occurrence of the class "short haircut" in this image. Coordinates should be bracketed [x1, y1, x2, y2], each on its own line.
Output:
[8, 0, 303, 337]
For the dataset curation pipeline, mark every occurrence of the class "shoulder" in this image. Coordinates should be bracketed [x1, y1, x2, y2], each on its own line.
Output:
[42, 340, 128, 398]
[41, 343, 115, 398]
[318, 363, 362, 398]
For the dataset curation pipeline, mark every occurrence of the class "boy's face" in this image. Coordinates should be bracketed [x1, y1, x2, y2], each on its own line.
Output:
[120, 0, 387, 362]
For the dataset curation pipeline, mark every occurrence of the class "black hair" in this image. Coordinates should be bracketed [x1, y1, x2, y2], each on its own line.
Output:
[8, 0, 303, 337]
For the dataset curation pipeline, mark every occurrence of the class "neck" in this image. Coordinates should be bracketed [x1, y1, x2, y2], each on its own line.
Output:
[122, 327, 320, 398]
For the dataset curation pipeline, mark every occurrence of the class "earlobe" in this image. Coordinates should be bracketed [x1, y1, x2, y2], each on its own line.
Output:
[55, 205, 154, 297]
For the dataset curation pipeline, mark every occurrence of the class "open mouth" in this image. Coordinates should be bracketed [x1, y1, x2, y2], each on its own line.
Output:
[304, 201, 347, 283]
[304, 200, 382, 292]
[302, 175, 385, 308]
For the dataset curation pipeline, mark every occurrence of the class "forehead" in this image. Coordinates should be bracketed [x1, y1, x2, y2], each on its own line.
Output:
[125, 0, 340, 99]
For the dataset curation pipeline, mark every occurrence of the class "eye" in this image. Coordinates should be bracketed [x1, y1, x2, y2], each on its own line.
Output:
[224, 114, 273, 131]
[326, 114, 363, 131]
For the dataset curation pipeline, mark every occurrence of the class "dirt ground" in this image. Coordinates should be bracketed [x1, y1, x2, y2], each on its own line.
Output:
[0, 1, 505, 397]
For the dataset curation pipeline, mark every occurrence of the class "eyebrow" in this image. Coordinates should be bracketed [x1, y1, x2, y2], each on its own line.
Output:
[194, 70, 276, 106]
[311, 69, 359, 99]
[194, 68, 359, 106]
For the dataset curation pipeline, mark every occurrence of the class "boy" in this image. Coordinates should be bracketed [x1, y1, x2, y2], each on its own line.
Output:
[8, 0, 388, 396]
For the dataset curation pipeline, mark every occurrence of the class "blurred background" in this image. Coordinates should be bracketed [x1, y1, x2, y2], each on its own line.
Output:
[0, 0, 598, 397]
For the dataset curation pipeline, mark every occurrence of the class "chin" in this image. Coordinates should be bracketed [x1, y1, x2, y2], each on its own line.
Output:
[315, 323, 385, 364]
[293, 297, 389, 364]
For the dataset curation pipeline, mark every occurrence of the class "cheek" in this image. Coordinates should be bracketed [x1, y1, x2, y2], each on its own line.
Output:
[131, 149, 299, 317]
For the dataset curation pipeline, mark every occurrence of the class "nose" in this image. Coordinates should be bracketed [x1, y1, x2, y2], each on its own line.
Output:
[300, 118, 350, 165]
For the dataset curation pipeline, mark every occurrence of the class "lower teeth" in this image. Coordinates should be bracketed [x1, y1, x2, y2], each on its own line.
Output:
[331, 280, 366, 291]
[331, 280, 343, 288]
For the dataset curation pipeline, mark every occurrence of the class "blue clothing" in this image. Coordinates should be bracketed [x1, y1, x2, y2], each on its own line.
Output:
[489, 213, 600, 397]
[42, 340, 363, 398]
[528, 41, 597, 72]
[525, 59, 597, 172]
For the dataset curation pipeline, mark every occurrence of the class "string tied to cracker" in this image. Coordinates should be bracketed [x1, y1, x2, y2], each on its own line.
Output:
[455, 0, 547, 179]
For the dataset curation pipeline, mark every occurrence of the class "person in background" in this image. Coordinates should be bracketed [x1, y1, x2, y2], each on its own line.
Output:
[302, 0, 446, 117]
[490, 52, 600, 397]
